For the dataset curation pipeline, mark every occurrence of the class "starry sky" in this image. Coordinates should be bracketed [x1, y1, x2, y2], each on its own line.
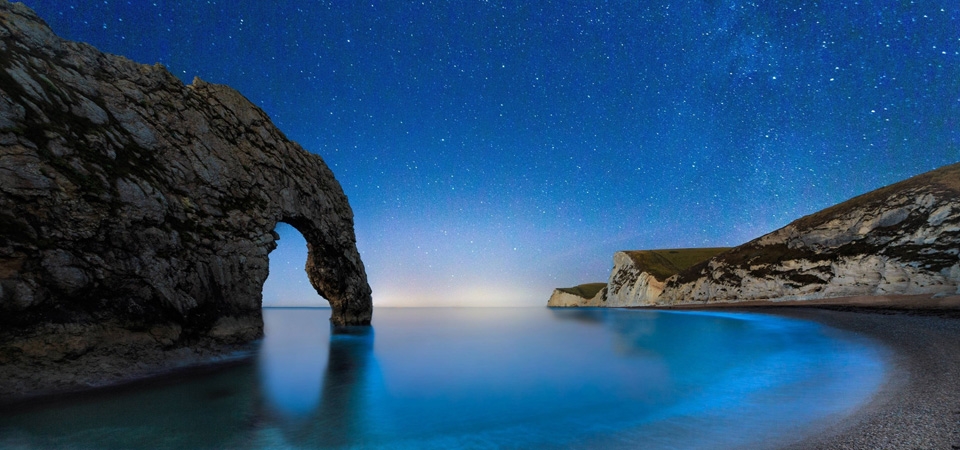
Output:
[24, 1, 959, 307]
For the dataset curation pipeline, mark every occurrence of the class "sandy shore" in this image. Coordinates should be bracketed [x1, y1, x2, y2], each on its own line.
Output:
[640, 295, 960, 449]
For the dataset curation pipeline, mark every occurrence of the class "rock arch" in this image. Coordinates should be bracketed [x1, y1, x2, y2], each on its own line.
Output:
[278, 216, 372, 325]
[0, 0, 372, 381]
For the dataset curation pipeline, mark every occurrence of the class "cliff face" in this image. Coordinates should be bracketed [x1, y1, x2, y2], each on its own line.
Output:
[606, 252, 666, 306]
[657, 163, 960, 305]
[547, 285, 607, 307]
[548, 249, 728, 307]
[550, 164, 960, 308]
[606, 249, 730, 306]
[0, 2, 371, 395]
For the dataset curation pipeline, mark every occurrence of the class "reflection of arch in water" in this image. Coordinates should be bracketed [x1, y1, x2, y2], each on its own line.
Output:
[257, 308, 329, 417]
[310, 326, 377, 447]
[255, 313, 379, 447]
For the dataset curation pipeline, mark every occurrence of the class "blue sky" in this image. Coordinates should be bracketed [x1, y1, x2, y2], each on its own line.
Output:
[26, 1, 960, 306]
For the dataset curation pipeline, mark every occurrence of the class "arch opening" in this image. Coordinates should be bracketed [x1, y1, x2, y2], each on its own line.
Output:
[262, 222, 329, 308]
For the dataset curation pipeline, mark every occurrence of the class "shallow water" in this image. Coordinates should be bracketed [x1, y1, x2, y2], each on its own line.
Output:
[0, 307, 886, 449]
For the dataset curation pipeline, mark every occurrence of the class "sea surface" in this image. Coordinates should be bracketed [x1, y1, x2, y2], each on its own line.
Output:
[0, 307, 887, 449]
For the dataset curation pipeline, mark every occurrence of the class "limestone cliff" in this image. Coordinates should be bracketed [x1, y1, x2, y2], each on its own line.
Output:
[547, 283, 607, 307]
[551, 163, 960, 308]
[606, 248, 730, 306]
[548, 249, 728, 307]
[0, 2, 371, 396]
[657, 163, 960, 305]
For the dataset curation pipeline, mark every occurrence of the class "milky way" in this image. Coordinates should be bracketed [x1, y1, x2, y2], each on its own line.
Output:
[26, 1, 959, 306]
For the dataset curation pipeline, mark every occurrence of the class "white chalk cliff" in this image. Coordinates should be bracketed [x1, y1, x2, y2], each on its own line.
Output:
[551, 163, 960, 307]
[658, 163, 960, 305]
[606, 251, 667, 306]
[550, 249, 729, 307]
[547, 287, 607, 307]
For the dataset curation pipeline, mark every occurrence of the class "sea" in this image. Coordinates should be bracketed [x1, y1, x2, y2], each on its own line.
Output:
[0, 307, 887, 449]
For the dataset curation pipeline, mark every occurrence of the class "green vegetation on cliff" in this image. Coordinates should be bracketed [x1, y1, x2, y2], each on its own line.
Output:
[557, 283, 607, 299]
[624, 248, 731, 280]
[791, 162, 960, 232]
[674, 162, 960, 286]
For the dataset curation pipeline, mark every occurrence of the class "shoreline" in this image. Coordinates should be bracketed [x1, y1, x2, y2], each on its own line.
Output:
[631, 297, 960, 449]
[629, 293, 960, 314]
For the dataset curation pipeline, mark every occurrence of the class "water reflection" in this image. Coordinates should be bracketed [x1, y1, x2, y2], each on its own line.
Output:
[0, 308, 887, 450]
[258, 308, 328, 417]
[0, 364, 258, 449]
[258, 309, 378, 447]
[309, 326, 376, 447]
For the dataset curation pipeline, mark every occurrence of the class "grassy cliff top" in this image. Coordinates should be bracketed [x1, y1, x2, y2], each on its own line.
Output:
[556, 283, 607, 299]
[623, 248, 732, 280]
[789, 162, 960, 232]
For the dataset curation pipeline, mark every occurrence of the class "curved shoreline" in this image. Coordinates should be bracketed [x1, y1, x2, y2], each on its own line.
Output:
[3, 305, 958, 447]
[782, 308, 960, 449]
[646, 305, 960, 449]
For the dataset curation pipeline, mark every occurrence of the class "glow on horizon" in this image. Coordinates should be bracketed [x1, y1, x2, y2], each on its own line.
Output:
[263, 223, 546, 307]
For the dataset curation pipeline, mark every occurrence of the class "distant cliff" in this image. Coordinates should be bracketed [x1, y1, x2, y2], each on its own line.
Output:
[0, 1, 371, 397]
[548, 249, 727, 307]
[606, 248, 730, 306]
[547, 283, 607, 307]
[550, 163, 960, 307]
[658, 163, 960, 305]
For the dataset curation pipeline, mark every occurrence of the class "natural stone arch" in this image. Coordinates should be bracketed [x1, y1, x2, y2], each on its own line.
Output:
[0, 0, 373, 376]
[277, 216, 372, 325]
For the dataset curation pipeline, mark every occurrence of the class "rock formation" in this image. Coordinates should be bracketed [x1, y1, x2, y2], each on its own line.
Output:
[0, 1, 371, 396]
[606, 248, 730, 306]
[551, 163, 960, 307]
[548, 249, 728, 307]
[658, 163, 960, 305]
[547, 283, 607, 307]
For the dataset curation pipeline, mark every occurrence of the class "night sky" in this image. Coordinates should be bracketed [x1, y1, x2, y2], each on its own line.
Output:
[24, 1, 959, 307]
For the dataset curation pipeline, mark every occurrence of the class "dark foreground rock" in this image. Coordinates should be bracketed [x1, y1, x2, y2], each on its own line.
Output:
[0, 1, 371, 398]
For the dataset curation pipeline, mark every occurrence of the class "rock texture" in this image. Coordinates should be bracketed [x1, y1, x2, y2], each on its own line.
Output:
[605, 251, 662, 306]
[546, 284, 607, 307]
[551, 163, 960, 308]
[606, 249, 730, 306]
[549, 249, 728, 307]
[658, 163, 960, 305]
[0, 2, 371, 397]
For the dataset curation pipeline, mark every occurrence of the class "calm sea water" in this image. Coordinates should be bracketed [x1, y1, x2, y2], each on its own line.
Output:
[0, 307, 886, 449]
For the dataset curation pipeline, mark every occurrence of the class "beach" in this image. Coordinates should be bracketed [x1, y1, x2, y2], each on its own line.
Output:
[643, 296, 960, 449]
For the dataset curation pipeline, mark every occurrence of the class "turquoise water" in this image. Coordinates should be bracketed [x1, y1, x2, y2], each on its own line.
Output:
[0, 308, 886, 449]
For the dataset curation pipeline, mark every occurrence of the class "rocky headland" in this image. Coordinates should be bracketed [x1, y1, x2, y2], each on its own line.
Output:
[605, 248, 730, 306]
[547, 282, 607, 307]
[0, 1, 371, 399]
[551, 163, 960, 307]
[547, 248, 730, 307]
